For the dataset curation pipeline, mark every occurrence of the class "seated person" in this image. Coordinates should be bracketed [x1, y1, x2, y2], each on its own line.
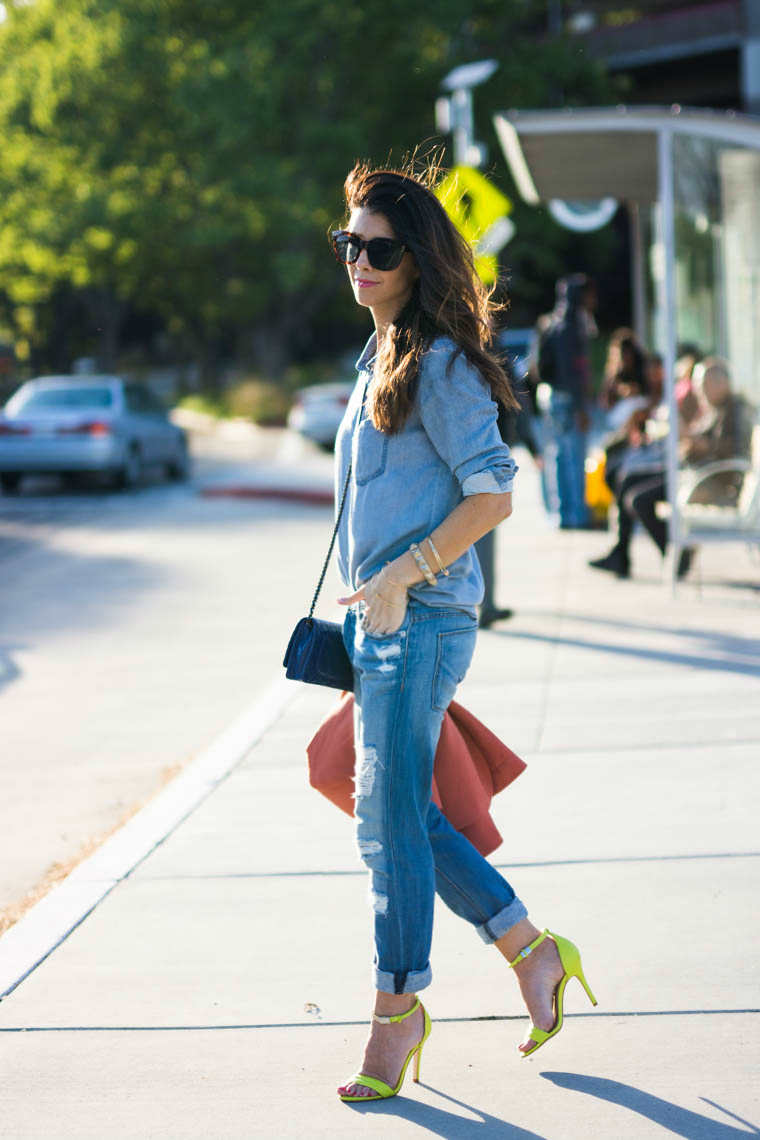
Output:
[674, 346, 702, 429]
[680, 357, 754, 506]
[589, 407, 668, 580]
[600, 329, 649, 410]
[598, 348, 666, 487]
[645, 352, 665, 406]
[588, 358, 753, 579]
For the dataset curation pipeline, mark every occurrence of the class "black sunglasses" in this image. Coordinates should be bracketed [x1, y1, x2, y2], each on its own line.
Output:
[331, 229, 409, 272]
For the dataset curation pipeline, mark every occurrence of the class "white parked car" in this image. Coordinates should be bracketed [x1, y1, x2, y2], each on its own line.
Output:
[287, 381, 355, 450]
[0, 375, 189, 493]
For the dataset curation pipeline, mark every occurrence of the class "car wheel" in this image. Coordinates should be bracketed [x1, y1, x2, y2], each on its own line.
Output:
[114, 445, 142, 490]
[166, 441, 190, 482]
[0, 473, 22, 494]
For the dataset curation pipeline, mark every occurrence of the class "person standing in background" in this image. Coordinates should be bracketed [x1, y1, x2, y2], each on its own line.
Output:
[474, 352, 543, 628]
[535, 274, 596, 529]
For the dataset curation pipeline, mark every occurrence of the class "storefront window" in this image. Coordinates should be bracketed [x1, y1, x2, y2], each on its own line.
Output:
[671, 133, 760, 539]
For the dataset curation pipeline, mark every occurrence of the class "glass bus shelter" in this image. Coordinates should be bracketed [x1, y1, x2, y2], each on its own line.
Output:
[494, 106, 760, 577]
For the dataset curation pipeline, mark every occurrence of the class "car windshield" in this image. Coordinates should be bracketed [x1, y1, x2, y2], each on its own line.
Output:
[10, 386, 114, 412]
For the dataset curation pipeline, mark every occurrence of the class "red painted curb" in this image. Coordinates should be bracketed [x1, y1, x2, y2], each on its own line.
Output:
[199, 485, 334, 505]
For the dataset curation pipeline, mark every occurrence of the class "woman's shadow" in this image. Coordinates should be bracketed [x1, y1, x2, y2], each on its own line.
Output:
[343, 1084, 548, 1139]
[541, 1072, 759, 1138]
[340, 1074, 759, 1138]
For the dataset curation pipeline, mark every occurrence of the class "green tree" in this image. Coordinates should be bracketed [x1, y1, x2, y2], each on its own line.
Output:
[0, 0, 616, 380]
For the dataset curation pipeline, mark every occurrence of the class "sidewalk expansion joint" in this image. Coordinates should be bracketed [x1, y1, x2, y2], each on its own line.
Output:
[2, 1009, 758, 1033]
[132, 850, 760, 883]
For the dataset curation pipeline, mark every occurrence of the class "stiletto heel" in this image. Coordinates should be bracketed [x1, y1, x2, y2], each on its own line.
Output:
[413, 1039, 423, 1083]
[508, 928, 597, 1058]
[576, 968, 597, 1007]
[337, 998, 431, 1102]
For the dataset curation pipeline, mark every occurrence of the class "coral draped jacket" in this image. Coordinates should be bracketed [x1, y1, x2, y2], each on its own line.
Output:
[306, 694, 526, 857]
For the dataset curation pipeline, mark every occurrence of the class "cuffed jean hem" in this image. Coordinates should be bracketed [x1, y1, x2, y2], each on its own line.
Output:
[374, 964, 432, 995]
[475, 897, 529, 945]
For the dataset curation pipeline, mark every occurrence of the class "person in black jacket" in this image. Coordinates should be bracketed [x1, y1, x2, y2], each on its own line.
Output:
[535, 274, 596, 528]
[475, 352, 543, 627]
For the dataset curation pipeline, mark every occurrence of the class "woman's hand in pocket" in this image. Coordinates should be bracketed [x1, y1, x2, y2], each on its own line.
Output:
[339, 570, 408, 636]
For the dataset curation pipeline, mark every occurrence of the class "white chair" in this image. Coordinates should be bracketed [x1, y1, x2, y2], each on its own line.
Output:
[678, 422, 760, 534]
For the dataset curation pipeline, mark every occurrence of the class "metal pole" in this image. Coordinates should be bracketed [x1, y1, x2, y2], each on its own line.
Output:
[657, 127, 682, 588]
[628, 201, 647, 344]
[451, 88, 474, 166]
[741, 0, 760, 114]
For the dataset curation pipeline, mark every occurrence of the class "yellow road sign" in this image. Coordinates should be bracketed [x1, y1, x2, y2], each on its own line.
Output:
[436, 165, 513, 284]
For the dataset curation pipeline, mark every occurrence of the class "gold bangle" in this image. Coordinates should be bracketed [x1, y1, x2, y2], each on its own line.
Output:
[425, 537, 449, 576]
[375, 590, 406, 609]
[410, 542, 437, 587]
[381, 564, 407, 590]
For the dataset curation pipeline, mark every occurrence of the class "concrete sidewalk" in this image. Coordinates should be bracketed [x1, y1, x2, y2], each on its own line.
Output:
[1, 459, 759, 1139]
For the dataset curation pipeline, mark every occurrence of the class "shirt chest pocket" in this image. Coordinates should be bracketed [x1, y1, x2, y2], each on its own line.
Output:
[353, 416, 388, 485]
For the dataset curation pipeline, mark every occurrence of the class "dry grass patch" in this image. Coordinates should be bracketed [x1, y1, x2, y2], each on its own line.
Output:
[0, 761, 186, 939]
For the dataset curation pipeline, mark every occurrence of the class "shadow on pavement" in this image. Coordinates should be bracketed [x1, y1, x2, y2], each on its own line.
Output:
[342, 1083, 549, 1138]
[1, 468, 171, 497]
[541, 1072, 760, 1138]
[716, 580, 760, 593]
[535, 609, 760, 648]
[0, 542, 167, 645]
[490, 626, 760, 678]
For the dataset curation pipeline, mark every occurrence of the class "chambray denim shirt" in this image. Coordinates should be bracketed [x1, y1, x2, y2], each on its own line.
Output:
[335, 333, 518, 614]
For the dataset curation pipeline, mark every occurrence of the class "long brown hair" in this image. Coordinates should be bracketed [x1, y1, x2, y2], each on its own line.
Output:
[343, 161, 518, 434]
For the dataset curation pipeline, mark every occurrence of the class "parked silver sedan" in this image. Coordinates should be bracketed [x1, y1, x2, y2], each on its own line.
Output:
[0, 375, 189, 493]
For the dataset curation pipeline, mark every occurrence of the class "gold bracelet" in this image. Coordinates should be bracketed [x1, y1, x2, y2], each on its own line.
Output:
[425, 537, 449, 577]
[381, 564, 407, 590]
[409, 542, 437, 587]
[375, 590, 406, 609]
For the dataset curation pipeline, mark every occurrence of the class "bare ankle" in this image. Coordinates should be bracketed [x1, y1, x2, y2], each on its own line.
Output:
[373, 993, 417, 1019]
[494, 919, 542, 966]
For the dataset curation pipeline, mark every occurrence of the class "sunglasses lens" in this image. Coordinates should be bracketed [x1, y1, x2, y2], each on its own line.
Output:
[367, 239, 404, 271]
[333, 235, 359, 264]
[332, 232, 405, 270]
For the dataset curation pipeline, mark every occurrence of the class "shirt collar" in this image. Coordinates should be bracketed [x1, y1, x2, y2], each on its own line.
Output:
[355, 332, 377, 373]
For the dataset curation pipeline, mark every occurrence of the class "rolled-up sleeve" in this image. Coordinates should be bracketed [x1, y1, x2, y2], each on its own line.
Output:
[416, 341, 518, 495]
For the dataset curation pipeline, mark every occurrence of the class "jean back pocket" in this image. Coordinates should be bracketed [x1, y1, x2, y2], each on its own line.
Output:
[431, 625, 478, 712]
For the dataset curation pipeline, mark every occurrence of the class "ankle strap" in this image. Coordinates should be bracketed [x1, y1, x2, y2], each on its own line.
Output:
[508, 929, 549, 969]
[372, 996, 420, 1025]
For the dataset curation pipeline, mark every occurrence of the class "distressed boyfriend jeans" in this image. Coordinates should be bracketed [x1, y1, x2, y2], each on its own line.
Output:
[344, 601, 527, 995]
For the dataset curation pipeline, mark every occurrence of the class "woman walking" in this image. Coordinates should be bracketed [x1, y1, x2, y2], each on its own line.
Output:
[331, 162, 596, 1102]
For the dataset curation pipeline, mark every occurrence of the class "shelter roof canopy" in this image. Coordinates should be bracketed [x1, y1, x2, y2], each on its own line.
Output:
[493, 105, 760, 205]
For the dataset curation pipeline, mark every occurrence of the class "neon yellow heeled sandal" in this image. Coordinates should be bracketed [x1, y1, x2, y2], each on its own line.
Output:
[509, 928, 597, 1058]
[337, 997, 431, 1102]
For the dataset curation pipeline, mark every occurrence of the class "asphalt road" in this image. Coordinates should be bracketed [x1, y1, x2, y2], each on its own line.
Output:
[0, 430, 337, 913]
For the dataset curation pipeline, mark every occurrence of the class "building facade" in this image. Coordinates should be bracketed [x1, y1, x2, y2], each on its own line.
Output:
[566, 0, 760, 113]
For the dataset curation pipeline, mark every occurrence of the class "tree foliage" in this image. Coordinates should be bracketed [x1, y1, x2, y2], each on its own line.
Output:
[0, 0, 616, 378]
